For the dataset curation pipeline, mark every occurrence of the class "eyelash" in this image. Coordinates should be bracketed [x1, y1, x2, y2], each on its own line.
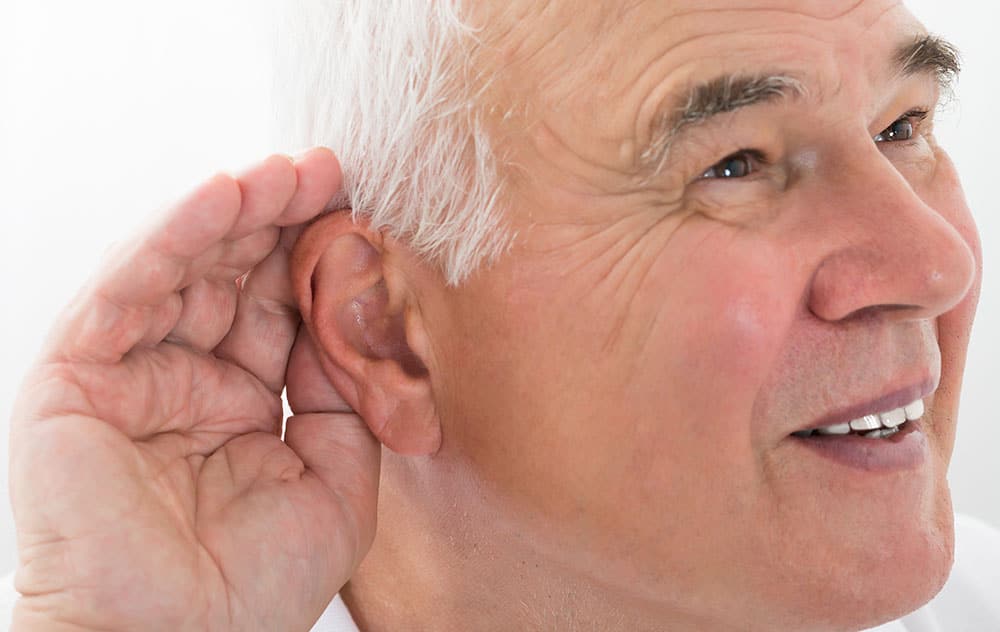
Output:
[874, 108, 929, 143]
[699, 108, 931, 181]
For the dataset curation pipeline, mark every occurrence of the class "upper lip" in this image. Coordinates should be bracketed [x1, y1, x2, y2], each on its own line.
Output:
[791, 375, 938, 435]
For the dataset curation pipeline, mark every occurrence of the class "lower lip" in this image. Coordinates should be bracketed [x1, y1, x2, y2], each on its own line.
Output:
[790, 421, 927, 472]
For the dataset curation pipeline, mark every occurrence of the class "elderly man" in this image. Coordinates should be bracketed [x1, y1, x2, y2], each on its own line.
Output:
[4, 0, 999, 630]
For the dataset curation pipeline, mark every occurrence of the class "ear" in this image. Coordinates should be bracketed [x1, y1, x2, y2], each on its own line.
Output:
[290, 211, 441, 456]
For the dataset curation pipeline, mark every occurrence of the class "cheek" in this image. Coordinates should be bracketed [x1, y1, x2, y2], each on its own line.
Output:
[433, 213, 808, 522]
[480, 214, 807, 466]
[630, 222, 799, 444]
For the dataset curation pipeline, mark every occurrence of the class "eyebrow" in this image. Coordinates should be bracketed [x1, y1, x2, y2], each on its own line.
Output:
[896, 34, 961, 82]
[637, 34, 962, 174]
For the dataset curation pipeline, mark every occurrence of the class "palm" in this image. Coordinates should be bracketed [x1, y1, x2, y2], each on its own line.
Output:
[9, 150, 378, 631]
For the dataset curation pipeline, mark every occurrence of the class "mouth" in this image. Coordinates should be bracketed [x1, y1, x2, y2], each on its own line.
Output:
[791, 398, 924, 440]
[788, 389, 933, 472]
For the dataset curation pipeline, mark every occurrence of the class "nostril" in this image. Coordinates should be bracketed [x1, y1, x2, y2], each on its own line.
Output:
[807, 224, 977, 324]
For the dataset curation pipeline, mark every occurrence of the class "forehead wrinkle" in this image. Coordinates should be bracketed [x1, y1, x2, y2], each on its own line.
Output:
[476, 0, 609, 95]
[477, 1, 926, 193]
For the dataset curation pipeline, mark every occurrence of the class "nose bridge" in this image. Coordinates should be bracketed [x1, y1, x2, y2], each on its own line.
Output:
[807, 145, 976, 324]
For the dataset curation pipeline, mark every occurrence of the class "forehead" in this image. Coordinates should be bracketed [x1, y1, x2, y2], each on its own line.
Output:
[484, 0, 918, 79]
[484, 0, 923, 116]
[478, 0, 925, 158]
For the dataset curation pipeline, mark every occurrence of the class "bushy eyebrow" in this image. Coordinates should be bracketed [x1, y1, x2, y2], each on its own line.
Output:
[896, 34, 961, 84]
[637, 73, 805, 171]
[636, 34, 962, 176]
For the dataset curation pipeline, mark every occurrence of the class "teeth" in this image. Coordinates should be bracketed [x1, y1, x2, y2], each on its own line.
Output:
[863, 427, 900, 439]
[850, 414, 882, 431]
[794, 398, 926, 439]
[880, 407, 906, 428]
[904, 399, 925, 421]
[816, 422, 851, 435]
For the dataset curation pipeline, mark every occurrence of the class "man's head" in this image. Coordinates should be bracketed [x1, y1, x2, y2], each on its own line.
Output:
[281, 1, 982, 629]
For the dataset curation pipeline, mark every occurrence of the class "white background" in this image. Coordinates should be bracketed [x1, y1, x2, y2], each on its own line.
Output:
[0, 0, 996, 578]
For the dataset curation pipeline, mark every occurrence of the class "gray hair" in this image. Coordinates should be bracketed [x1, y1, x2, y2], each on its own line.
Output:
[271, 0, 509, 285]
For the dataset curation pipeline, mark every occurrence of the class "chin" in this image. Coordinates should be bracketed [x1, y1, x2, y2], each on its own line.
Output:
[731, 472, 956, 632]
[792, 493, 955, 631]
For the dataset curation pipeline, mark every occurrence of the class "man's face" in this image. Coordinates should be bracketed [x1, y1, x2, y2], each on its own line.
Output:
[414, 0, 981, 628]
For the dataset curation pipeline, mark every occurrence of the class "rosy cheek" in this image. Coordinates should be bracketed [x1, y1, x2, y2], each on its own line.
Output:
[649, 229, 797, 433]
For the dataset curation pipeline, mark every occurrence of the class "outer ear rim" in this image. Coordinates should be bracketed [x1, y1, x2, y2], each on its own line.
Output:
[290, 211, 363, 323]
[290, 212, 442, 456]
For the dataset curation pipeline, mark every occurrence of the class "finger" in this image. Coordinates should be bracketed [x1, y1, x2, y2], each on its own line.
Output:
[166, 228, 280, 352]
[42, 173, 244, 363]
[195, 415, 379, 623]
[285, 325, 356, 414]
[42, 149, 338, 365]
[226, 154, 298, 240]
[228, 147, 341, 235]
[283, 412, 380, 556]
[17, 344, 282, 442]
[163, 279, 238, 352]
[276, 147, 343, 226]
[190, 150, 338, 359]
[198, 225, 281, 285]
[213, 231, 301, 393]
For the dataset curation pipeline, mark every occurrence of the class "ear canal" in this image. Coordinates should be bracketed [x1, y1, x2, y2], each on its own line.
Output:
[345, 278, 428, 377]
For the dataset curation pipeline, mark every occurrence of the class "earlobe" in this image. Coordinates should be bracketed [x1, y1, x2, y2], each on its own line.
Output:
[290, 211, 441, 456]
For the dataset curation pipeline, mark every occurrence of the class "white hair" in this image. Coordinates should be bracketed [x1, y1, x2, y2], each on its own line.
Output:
[270, 0, 509, 285]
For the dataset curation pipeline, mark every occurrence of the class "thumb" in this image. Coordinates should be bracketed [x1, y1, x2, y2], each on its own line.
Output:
[286, 323, 357, 415]
[284, 318, 381, 571]
[284, 411, 381, 571]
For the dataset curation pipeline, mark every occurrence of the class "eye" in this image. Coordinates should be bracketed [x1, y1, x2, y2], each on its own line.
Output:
[699, 150, 764, 180]
[874, 109, 929, 143]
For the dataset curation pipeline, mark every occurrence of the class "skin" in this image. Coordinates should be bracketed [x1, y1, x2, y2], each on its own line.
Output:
[8, 1, 982, 631]
[9, 150, 382, 631]
[332, 1, 981, 630]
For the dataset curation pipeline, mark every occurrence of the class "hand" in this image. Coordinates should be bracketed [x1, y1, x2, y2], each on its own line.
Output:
[8, 149, 380, 631]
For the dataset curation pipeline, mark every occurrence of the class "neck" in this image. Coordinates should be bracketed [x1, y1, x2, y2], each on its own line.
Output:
[339, 455, 721, 632]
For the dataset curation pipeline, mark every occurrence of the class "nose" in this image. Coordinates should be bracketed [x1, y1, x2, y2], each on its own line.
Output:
[807, 147, 976, 323]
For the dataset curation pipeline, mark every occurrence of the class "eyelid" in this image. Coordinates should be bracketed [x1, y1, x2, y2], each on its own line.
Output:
[875, 108, 931, 141]
[695, 106, 933, 183]
[696, 148, 769, 181]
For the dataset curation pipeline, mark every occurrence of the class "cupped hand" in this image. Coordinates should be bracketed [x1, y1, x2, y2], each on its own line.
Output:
[8, 149, 379, 632]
